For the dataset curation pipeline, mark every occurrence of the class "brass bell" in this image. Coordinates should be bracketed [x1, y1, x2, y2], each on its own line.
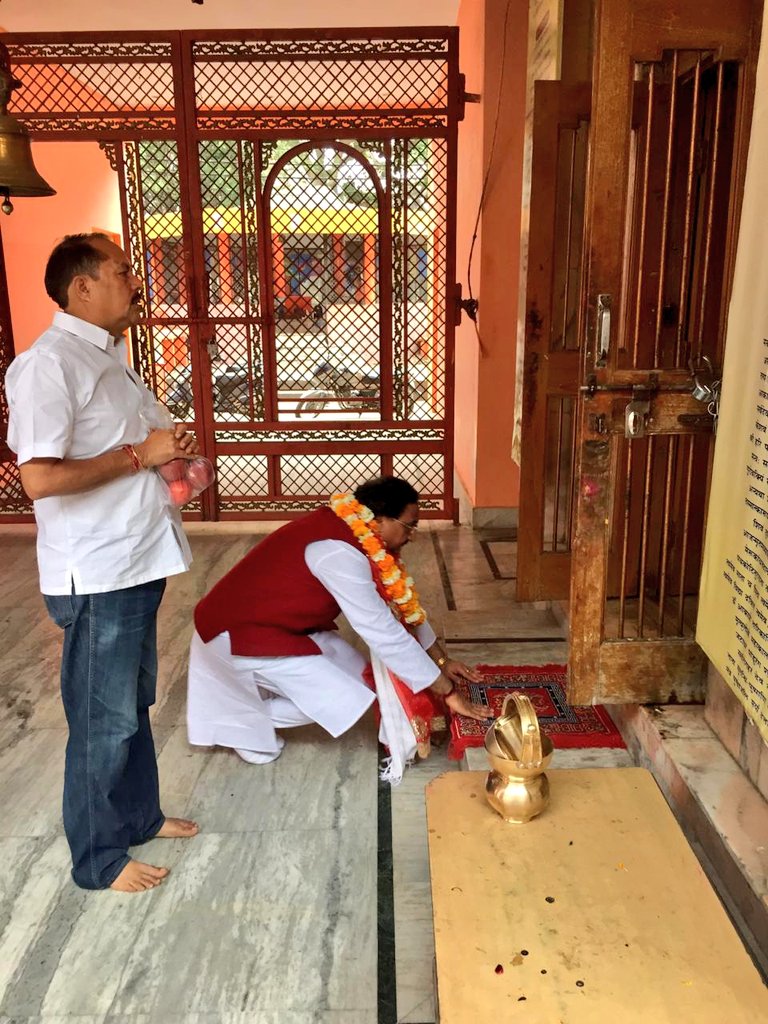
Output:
[0, 43, 55, 214]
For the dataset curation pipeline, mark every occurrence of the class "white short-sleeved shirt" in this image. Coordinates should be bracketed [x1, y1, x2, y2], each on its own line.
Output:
[5, 311, 192, 595]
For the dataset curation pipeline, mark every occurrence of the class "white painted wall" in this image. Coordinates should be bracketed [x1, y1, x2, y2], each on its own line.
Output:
[0, 0, 459, 32]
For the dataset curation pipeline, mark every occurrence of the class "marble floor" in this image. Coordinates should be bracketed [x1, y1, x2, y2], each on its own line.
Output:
[0, 521, 624, 1024]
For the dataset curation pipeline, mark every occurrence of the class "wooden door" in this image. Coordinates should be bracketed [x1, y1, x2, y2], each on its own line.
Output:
[568, 0, 762, 704]
[518, 81, 590, 600]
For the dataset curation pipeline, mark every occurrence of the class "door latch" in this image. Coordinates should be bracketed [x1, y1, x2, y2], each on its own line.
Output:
[595, 293, 612, 367]
[625, 388, 651, 438]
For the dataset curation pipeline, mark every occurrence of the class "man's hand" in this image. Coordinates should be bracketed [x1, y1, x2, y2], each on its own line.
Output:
[135, 427, 198, 468]
[442, 659, 484, 686]
[174, 422, 199, 456]
[18, 426, 201, 501]
[445, 690, 492, 722]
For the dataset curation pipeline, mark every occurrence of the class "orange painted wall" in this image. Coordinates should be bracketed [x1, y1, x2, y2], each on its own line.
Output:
[455, 0, 527, 509]
[2, 141, 122, 353]
[454, 0, 484, 505]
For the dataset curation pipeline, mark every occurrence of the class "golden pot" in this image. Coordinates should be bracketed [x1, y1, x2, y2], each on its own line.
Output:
[484, 693, 553, 824]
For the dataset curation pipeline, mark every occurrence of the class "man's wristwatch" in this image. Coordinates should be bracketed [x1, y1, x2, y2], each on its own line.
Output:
[436, 654, 448, 668]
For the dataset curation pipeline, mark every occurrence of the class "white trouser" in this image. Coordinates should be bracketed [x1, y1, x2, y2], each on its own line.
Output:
[186, 629, 376, 755]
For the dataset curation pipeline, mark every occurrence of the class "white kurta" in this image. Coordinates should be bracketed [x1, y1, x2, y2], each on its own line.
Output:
[187, 539, 439, 755]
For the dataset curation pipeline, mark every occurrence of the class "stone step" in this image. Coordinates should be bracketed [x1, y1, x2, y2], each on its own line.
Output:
[611, 704, 768, 978]
[439, 606, 564, 641]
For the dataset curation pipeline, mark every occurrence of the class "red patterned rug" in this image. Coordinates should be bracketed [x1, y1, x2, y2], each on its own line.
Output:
[448, 664, 625, 759]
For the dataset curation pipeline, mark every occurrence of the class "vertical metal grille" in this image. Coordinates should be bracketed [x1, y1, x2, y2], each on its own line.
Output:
[401, 138, 447, 421]
[550, 123, 588, 353]
[121, 139, 192, 413]
[0, 29, 458, 520]
[602, 52, 743, 638]
[265, 142, 383, 421]
[542, 397, 577, 553]
[620, 52, 740, 371]
[536, 116, 587, 560]
[190, 32, 457, 515]
[198, 139, 265, 422]
[606, 431, 710, 639]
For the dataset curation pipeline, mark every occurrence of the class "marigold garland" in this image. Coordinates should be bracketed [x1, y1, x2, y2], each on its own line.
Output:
[330, 492, 426, 625]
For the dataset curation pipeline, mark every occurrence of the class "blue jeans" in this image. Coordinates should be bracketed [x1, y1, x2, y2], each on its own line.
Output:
[44, 579, 167, 890]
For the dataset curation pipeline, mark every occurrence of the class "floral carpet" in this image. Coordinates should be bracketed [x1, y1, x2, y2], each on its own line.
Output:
[448, 663, 626, 759]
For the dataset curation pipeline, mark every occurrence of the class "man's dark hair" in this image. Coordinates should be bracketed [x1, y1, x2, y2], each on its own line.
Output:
[354, 476, 419, 519]
[44, 233, 112, 309]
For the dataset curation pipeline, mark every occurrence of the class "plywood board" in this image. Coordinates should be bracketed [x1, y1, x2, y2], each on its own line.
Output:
[426, 769, 768, 1022]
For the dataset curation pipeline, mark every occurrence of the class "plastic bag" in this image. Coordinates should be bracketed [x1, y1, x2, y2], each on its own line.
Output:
[140, 401, 215, 507]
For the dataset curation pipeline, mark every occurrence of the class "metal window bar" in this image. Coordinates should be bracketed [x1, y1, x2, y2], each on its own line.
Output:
[657, 435, 678, 636]
[676, 434, 697, 635]
[631, 63, 655, 368]
[694, 62, 724, 359]
[675, 54, 703, 367]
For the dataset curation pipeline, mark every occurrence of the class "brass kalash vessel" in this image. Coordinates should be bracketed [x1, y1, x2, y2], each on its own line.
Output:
[484, 692, 553, 823]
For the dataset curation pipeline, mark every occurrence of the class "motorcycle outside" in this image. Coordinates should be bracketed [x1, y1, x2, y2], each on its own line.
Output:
[166, 364, 250, 420]
[295, 361, 380, 417]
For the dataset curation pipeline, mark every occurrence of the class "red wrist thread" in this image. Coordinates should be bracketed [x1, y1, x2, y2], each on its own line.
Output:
[122, 444, 143, 473]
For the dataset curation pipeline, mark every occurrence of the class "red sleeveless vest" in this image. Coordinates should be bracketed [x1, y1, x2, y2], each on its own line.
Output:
[194, 506, 368, 656]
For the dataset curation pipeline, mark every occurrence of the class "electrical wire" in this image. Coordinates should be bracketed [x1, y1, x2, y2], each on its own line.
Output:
[465, 0, 514, 355]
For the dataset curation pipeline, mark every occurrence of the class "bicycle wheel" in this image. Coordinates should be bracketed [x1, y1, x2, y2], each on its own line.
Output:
[296, 390, 332, 417]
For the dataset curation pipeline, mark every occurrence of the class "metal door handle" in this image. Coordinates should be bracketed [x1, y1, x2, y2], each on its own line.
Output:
[595, 293, 612, 367]
[204, 327, 218, 363]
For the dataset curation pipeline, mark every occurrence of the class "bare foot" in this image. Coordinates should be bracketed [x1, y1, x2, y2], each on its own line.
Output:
[156, 817, 199, 839]
[110, 860, 169, 893]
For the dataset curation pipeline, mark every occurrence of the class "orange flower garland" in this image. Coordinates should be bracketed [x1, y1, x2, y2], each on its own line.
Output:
[330, 492, 426, 626]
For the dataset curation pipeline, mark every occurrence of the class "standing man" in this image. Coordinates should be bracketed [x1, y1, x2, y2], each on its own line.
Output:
[6, 233, 199, 893]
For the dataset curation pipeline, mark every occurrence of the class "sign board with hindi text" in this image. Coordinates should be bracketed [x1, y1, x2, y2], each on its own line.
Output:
[697, 14, 768, 743]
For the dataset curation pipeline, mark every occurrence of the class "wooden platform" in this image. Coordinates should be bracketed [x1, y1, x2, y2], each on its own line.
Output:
[426, 769, 768, 1022]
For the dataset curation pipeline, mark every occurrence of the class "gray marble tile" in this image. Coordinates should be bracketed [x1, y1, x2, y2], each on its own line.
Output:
[482, 539, 517, 579]
[0, 730, 66, 837]
[391, 877, 436, 1024]
[48, 829, 374, 1018]
[183, 718, 377, 833]
[395, 530, 447, 617]
[442, 606, 563, 641]
[0, 830, 375, 1018]
[0, 1013, 379, 1023]
[0, 613, 63, 740]
[154, 725, 210, 816]
[392, 754, 454, 888]
[390, 750, 455, 1024]
[0, 836, 77, 1010]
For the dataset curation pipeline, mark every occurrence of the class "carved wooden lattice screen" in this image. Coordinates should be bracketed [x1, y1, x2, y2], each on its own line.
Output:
[0, 30, 460, 521]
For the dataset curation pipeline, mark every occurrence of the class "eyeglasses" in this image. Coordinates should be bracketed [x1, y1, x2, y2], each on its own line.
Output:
[395, 518, 419, 534]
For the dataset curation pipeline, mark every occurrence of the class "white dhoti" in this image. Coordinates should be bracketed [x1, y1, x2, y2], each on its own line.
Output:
[187, 628, 376, 757]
